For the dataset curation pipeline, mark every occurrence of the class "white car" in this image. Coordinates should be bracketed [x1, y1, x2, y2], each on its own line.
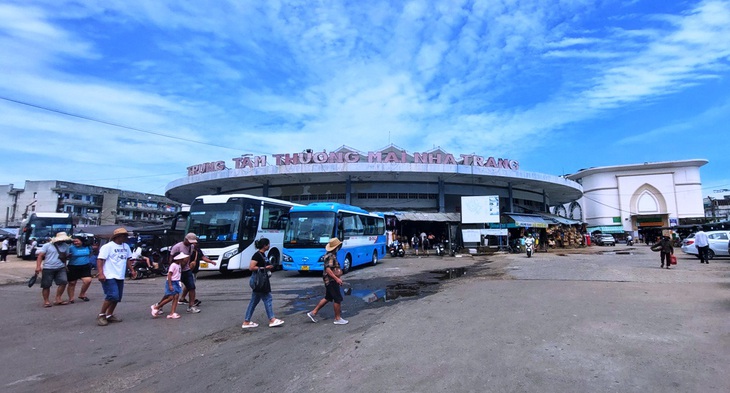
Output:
[680, 230, 730, 259]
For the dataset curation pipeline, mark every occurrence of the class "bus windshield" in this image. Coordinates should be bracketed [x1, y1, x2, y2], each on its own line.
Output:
[284, 211, 336, 248]
[188, 203, 244, 247]
[30, 219, 73, 240]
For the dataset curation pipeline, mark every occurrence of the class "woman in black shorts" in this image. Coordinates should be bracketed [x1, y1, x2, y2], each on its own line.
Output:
[67, 237, 93, 302]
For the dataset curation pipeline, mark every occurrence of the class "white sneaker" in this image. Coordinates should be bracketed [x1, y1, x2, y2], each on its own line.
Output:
[186, 306, 201, 313]
[269, 318, 285, 327]
[333, 318, 349, 325]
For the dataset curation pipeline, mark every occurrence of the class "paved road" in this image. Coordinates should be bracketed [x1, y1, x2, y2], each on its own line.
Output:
[0, 245, 728, 392]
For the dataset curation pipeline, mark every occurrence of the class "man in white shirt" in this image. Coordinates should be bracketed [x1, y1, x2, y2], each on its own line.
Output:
[693, 227, 710, 264]
[96, 228, 136, 326]
[0, 237, 9, 262]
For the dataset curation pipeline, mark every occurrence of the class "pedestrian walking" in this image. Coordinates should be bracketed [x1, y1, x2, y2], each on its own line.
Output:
[412, 234, 419, 256]
[306, 238, 348, 325]
[179, 239, 216, 306]
[694, 227, 710, 264]
[242, 238, 284, 329]
[169, 233, 202, 313]
[35, 232, 72, 307]
[66, 236, 93, 303]
[651, 236, 674, 269]
[96, 227, 136, 326]
[151, 252, 184, 319]
[0, 236, 9, 262]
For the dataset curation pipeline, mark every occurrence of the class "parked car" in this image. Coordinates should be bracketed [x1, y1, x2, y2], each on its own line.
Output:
[680, 230, 730, 260]
[595, 234, 616, 246]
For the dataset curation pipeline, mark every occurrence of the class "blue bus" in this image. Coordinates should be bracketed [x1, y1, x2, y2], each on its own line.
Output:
[282, 203, 386, 273]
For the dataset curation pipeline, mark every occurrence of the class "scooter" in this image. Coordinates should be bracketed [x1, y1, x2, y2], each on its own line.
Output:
[434, 242, 445, 256]
[626, 237, 634, 246]
[389, 241, 405, 257]
[525, 241, 534, 258]
[130, 250, 168, 279]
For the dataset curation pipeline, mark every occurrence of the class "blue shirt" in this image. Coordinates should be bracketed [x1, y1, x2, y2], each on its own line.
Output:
[68, 245, 92, 266]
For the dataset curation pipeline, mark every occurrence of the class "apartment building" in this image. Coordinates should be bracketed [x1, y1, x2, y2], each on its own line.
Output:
[1, 180, 181, 227]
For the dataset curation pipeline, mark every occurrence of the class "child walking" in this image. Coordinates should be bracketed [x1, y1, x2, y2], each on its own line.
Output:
[151, 252, 185, 319]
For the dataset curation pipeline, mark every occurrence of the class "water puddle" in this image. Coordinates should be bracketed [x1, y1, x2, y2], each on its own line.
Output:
[598, 251, 635, 255]
[429, 267, 467, 280]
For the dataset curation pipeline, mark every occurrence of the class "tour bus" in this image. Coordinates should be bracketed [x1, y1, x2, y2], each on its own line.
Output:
[282, 203, 387, 273]
[17, 212, 74, 259]
[186, 194, 300, 274]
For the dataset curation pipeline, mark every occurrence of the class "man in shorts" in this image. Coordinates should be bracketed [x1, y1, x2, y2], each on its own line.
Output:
[96, 227, 136, 326]
[170, 232, 209, 313]
[35, 232, 72, 307]
[178, 233, 216, 307]
[306, 238, 349, 325]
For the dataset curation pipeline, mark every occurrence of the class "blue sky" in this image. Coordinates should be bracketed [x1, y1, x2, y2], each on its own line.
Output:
[1, 0, 729, 201]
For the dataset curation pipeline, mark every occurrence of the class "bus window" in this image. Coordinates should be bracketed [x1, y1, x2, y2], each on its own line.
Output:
[341, 213, 364, 237]
[262, 203, 290, 230]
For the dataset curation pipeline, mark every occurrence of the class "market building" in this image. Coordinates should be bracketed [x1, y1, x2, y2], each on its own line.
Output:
[1, 180, 182, 228]
[564, 159, 707, 240]
[166, 145, 585, 246]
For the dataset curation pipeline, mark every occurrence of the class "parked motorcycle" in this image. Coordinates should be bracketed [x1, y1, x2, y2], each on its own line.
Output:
[130, 248, 168, 279]
[434, 242, 445, 256]
[389, 241, 405, 257]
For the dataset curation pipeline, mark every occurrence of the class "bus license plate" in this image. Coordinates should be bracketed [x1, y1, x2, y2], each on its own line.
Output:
[200, 262, 208, 268]
[301, 266, 309, 271]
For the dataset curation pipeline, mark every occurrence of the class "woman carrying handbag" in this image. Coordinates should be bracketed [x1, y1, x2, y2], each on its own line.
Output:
[242, 238, 284, 329]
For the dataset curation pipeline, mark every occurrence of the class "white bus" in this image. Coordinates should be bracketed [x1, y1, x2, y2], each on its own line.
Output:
[186, 194, 300, 274]
[17, 212, 74, 259]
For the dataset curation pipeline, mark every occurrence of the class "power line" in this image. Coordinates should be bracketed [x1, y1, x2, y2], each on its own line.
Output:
[0, 95, 242, 152]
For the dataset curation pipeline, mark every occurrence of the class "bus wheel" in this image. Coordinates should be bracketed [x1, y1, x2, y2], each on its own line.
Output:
[267, 252, 280, 271]
[370, 251, 378, 266]
[342, 255, 352, 274]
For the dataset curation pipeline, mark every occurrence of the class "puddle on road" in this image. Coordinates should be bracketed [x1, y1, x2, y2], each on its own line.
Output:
[429, 267, 468, 280]
[598, 251, 635, 255]
[287, 267, 474, 311]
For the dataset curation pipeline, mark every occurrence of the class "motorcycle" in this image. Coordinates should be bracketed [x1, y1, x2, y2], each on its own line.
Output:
[525, 240, 534, 258]
[389, 241, 405, 257]
[626, 236, 634, 246]
[130, 249, 168, 279]
[434, 242, 445, 256]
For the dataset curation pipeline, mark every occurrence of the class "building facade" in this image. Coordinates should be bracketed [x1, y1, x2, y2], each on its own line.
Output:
[704, 190, 730, 222]
[166, 145, 583, 223]
[1, 180, 182, 228]
[564, 160, 707, 236]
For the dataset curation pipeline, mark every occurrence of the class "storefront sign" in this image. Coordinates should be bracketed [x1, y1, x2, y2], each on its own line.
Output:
[187, 149, 519, 176]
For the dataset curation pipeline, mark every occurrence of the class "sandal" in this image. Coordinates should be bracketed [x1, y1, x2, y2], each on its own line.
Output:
[241, 322, 259, 329]
[79, 296, 90, 302]
[69, 299, 75, 304]
[43, 303, 52, 308]
[54, 301, 69, 306]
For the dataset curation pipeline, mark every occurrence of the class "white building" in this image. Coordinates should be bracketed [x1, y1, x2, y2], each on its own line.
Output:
[565, 160, 707, 236]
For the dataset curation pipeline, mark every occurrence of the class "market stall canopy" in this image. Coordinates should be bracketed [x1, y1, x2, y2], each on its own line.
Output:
[376, 211, 461, 222]
[0, 228, 18, 237]
[506, 214, 550, 228]
[76, 225, 138, 240]
[538, 213, 582, 225]
[587, 226, 625, 234]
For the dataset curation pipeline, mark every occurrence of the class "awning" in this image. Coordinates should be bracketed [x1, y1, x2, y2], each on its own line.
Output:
[539, 213, 581, 225]
[506, 214, 550, 228]
[394, 212, 461, 222]
[587, 226, 625, 234]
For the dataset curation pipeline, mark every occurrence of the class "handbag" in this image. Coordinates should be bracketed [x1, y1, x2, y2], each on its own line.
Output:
[249, 268, 270, 292]
[670, 255, 677, 265]
[27, 273, 38, 288]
